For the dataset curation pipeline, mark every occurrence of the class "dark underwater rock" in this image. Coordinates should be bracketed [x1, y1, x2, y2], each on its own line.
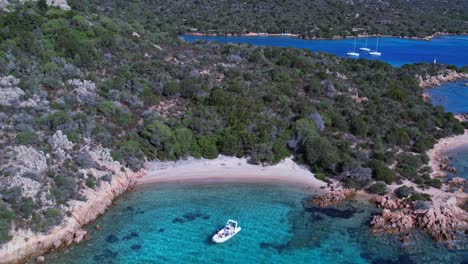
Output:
[105, 234, 119, 243]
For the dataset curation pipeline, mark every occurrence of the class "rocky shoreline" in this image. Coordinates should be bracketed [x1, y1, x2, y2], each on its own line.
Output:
[370, 196, 467, 243]
[418, 70, 468, 89]
[184, 31, 467, 41]
[0, 152, 145, 264]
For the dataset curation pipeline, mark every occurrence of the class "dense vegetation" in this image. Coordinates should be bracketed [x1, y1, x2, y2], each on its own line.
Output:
[69, 0, 468, 38]
[0, 1, 466, 245]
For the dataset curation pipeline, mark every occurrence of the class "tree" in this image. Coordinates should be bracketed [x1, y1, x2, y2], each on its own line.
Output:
[350, 116, 368, 137]
[303, 136, 340, 169]
[142, 121, 173, 151]
[198, 136, 219, 159]
[37, 0, 48, 11]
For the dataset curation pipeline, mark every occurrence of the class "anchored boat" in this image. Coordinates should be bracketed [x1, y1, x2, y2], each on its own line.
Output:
[369, 38, 382, 56]
[347, 37, 360, 57]
[212, 219, 241, 243]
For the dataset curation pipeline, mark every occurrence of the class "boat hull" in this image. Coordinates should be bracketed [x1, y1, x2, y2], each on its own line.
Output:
[212, 227, 242, 243]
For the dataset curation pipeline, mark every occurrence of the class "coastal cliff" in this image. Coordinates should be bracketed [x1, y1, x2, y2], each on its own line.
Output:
[0, 146, 143, 264]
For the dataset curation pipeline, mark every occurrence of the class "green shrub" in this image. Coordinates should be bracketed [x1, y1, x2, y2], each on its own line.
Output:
[98, 100, 115, 116]
[47, 111, 70, 130]
[198, 136, 219, 159]
[394, 185, 414, 198]
[368, 160, 396, 184]
[407, 192, 432, 202]
[367, 182, 388, 195]
[15, 132, 38, 145]
[0, 204, 14, 245]
[85, 177, 95, 188]
[428, 178, 442, 189]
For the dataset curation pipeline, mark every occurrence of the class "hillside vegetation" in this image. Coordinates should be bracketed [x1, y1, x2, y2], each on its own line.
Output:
[0, 1, 466, 245]
[69, 0, 468, 38]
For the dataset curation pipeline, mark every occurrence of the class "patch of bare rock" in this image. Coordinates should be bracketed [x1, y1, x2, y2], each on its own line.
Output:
[309, 188, 356, 207]
[370, 196, 468, 243]
[417, 70, 468, 88]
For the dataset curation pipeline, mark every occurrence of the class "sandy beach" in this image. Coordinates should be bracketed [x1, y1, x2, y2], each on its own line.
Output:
[427, 129, 468, 177]
[136, 156, 327, 191]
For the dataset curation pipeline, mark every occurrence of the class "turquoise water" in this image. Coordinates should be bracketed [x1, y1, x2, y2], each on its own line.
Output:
[45, 183, 466, 264]
[444, 146, 468, 181]
[182, 35, 468, 67]
[425, 80, 468, 114]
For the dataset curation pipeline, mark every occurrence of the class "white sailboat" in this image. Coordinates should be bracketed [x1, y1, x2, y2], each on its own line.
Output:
[359, 35, 370, 52]
[346, 37, 360, 57]
[369, 38, 382, 56]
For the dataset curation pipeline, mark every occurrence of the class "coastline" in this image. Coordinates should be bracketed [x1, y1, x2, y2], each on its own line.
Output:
[427, 129, 468, 178]
[183, 31, 468, 41]
[418, 71, 468, 89]
[0, 152, 143, 264]
[137, 156, 327, 192]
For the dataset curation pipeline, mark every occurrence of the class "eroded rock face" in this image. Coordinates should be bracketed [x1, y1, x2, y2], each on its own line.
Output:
[67, 79, 97, 105]
[414, 202, 468, 242]
[0, 75, 24, 107]
[307, 188, 356, 208]
[50, 130, 74, 162]
[0, 143, 145, 264]
[371, 209, 415, 234]
[370, 197, 468, 243]
[374, 196, 406, 210]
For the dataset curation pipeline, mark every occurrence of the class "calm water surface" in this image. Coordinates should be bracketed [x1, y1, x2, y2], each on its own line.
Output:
[425, 80, 468, 114]
[182, 35, 468, 67]
[45, 183, 466, 264]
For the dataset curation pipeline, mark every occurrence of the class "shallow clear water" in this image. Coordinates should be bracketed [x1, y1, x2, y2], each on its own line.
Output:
[425, 80, 468, 114]
[45, 183, 466, 264]
[444, 146, 468, 181]
[182, 35, 468, 67]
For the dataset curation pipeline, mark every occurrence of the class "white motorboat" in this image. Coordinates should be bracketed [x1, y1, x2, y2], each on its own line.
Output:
[212, 219, 241, 243]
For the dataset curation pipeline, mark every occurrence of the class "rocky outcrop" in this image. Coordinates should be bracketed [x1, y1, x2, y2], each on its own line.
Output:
[374, 196, 407, 210]
[0, 146, 145, 264]
[417, 70, 468, 88]
[371, 209, 415, 234]
[0, 75, 24, 107]
[308, 188, 356, 207]
[0, 0, 70, 11]
[414, 199, 468, 242]
[448, 177, 466, 188]
[67, 79, 97, 105]
[432, 153, 457, 175]
[370, 197, 468, 242]
[46, 0, 70, 10]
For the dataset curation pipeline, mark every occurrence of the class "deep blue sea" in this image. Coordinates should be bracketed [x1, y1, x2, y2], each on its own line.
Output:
[182, 35, 468, 67]
[45, 183, 466, 264]
[425, 80, 468, 114]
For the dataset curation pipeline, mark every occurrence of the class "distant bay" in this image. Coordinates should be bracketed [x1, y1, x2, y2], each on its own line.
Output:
[182, 35, 468, 67]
